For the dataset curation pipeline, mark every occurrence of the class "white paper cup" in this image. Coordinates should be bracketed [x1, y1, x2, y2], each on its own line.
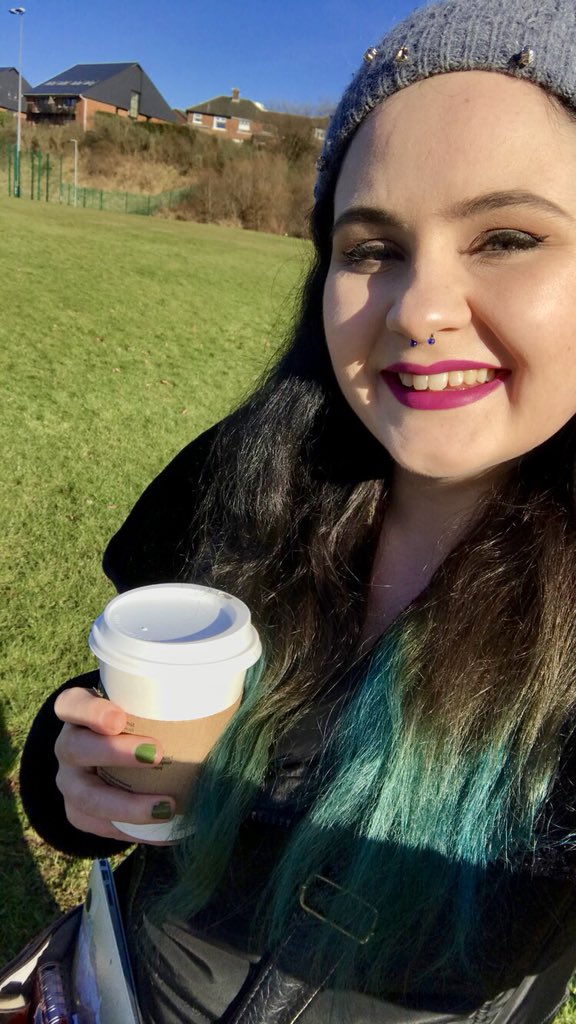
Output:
[89, 583, 261, 840]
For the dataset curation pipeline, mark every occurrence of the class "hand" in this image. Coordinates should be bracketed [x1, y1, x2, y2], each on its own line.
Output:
[54, 687, 176, 843]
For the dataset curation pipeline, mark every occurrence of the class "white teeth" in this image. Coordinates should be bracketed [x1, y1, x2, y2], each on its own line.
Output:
[396, 367, 498, 391]
[427, 372, 449, 391]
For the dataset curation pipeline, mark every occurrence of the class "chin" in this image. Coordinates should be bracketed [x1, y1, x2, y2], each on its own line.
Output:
[389, 449, 504, 483]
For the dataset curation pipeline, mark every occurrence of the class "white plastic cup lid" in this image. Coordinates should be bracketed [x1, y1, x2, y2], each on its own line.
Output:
[89, 583, 261, 673]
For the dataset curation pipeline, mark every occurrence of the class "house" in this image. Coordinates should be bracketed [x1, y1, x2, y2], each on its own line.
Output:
[0, 67, 31, 114]
[261, 109, 328, 145]
[185, 88, 329, 146]
[185, 88, 267, 143]
[25, 63, 177, 129]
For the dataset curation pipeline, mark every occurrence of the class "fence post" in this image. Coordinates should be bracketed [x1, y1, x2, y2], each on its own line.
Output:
[45, 153, 50, 202]
[8, 143, 12, 197]
[125, 191, 128, 213]
[83, 187, 87, 207]
[100, 189, 103, 210]
[59, 156, 63, 200]
[30, 148, 34, 199]
[37, 150, 42, 201]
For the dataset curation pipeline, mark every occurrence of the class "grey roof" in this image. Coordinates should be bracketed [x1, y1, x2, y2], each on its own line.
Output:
[26, 62, 177, 123]
[186, 93, 329, 131]
[0, 67, 32, 111]
[27, 63, 134, 96]
[185, 94, 267, 120]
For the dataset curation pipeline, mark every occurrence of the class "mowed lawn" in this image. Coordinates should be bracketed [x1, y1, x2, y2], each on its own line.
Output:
[0, 196, 306, 962]
[1, 198, 576, 1024]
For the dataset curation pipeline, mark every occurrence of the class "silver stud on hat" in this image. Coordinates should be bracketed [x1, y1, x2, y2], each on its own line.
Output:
[363, 46, 378, 63]
[514, 47, 534, 68]
[394, 45, 410, 63]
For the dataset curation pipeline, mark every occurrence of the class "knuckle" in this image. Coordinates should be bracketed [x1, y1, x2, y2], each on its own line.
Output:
[54, 725, 70, 761]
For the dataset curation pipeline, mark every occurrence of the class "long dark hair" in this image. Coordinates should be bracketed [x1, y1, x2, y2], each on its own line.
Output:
[165, 181, 576, 992]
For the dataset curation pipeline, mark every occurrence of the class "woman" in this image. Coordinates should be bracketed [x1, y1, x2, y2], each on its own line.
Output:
[20, 0, 576, 1020]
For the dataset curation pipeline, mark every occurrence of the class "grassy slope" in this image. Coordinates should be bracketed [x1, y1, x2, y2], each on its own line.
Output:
[1, 198, 575, 1022]
[0, 196, 305, 959]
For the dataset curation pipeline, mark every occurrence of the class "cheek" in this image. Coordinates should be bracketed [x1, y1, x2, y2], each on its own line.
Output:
[323, 274, 379, 370]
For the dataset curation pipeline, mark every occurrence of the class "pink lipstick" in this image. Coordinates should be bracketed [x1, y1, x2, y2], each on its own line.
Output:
[381, 363, 508, 411]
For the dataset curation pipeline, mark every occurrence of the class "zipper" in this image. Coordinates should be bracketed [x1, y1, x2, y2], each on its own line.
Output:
[248, 808, 297, 828]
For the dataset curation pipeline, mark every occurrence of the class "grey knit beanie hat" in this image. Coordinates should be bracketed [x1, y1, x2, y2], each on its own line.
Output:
[315, 0, 576, 201]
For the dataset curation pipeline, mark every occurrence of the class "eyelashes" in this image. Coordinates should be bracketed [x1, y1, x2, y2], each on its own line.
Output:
[468, 229, 547, 254]
[337, 230, 548, 270]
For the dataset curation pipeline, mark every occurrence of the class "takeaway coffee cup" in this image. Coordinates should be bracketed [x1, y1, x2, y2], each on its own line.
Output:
[89, 583, 261, 841]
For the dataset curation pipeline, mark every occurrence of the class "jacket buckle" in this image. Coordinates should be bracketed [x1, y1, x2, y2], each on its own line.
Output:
[299, 874, 378, 945]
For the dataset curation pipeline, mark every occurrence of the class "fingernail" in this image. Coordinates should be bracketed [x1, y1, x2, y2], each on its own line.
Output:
[135, 743, 157, 764]
[151, 801, 173, 820]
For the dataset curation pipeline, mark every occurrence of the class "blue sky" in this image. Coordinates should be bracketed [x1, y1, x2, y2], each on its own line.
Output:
[1, 0, 423, 113]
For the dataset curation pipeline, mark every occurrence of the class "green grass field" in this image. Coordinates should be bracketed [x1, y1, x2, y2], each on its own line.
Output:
[0, 196, 306, 961]
[1, 196, 575, 1022]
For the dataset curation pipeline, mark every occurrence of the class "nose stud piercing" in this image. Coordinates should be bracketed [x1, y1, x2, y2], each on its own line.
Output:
[410, 335, 436, 347]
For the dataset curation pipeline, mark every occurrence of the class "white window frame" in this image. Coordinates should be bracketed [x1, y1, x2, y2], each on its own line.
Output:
[191, 112, 203, 125]
[213, 115, 227, 131]
[238, 118, 251, 133]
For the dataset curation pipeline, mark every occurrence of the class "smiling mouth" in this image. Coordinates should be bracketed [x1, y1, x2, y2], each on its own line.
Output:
[397, 368, 498, 392]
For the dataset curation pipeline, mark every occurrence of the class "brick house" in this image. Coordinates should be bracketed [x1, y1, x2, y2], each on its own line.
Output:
[25, 63, 177, 129]
[0, 67, 31, 116]
[185, 88, 329, 146]
[185, 89, 267, 142]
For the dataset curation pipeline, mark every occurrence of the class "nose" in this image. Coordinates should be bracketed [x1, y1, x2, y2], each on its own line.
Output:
[385, 262, 472, 343]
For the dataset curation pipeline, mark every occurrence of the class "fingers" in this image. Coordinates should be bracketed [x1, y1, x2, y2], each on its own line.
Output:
[55, 686, 127, 735]
[53, 687, 176, 844]
[56, 762, 176, 840]
[55, 722, 165, 770]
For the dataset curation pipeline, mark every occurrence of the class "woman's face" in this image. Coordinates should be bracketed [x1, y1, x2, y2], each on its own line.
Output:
[323, 71, 576, 481]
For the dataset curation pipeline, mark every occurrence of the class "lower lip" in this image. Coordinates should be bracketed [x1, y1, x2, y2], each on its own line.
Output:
[382, 372, 506, 410]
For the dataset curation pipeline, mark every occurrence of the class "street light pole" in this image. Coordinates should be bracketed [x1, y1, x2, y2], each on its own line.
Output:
[9, 6, 25, 198]
[69, 138, 78, 206]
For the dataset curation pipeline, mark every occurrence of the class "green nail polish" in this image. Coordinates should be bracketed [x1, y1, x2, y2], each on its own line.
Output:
[135, 743, 156, 764]
[151, 801, 173, 820]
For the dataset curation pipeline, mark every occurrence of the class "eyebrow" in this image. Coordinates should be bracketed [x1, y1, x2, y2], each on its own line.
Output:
[446, 190, 574, 222]
[331, 190, 573, 235]
[331, 206, 407, 236]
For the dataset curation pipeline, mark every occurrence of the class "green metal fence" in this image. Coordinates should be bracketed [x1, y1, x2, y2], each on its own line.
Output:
[59, 182, 196, 215]
[0, 141, 195, 216]
[0, 143, 61, 201]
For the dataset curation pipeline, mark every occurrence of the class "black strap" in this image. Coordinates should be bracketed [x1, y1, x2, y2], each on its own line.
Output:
[222, 912, 339, 1024]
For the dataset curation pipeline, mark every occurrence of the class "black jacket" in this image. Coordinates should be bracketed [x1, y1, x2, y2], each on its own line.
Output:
[19, 424, 576, 1024]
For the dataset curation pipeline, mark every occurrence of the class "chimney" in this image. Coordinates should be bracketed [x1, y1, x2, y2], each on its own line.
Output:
[232, 87, 240, 102]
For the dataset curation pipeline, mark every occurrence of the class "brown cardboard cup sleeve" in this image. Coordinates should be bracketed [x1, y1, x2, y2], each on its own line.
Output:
[97, 698, 241, 814]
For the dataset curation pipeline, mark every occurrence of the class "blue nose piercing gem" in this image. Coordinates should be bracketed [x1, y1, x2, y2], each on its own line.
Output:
[410, 335, 435, 346]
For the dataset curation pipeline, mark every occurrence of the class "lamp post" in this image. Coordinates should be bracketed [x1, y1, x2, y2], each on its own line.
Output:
[9, 6, 25, 198]
[69, 138, 78, 206]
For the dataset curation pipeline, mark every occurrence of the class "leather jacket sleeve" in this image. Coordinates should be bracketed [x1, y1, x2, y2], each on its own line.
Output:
[19, 670, 132, 858]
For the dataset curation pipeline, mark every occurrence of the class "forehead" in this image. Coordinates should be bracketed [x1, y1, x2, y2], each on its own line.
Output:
[334, 71, 576, 215]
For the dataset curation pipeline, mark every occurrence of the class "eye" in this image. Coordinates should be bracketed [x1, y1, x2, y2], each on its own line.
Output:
[469, 229, 547, 256]
[338, 240, 403, 271]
